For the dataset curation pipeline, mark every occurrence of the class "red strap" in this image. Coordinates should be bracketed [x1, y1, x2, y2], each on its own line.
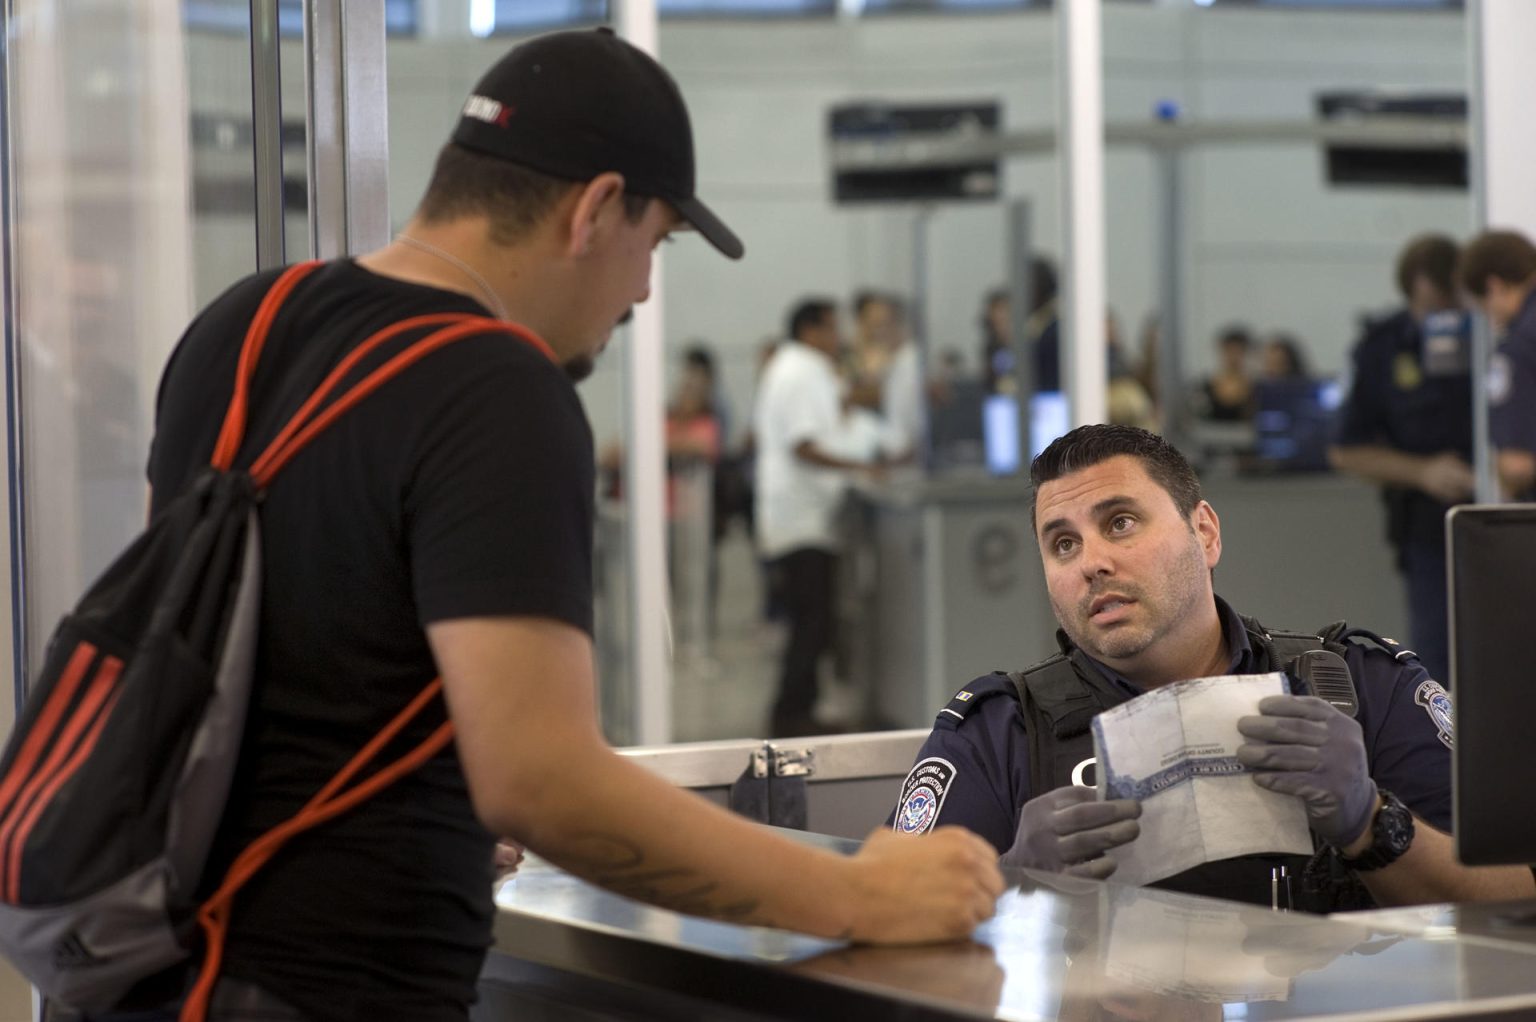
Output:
[179, 681, 454, 1022]
[250, 315, 553, 488]
[210, 262, 324, 471]
[204, 259, 557, 484]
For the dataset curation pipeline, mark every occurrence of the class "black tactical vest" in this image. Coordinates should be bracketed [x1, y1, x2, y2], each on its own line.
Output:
[1007, 616, 1374, 913]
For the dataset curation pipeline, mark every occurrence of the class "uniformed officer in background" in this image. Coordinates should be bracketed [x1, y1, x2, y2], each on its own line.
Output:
[890, 424, 1534, 911]
[1328, 234, 1471, 685]
[1462, 229, 1536, 501]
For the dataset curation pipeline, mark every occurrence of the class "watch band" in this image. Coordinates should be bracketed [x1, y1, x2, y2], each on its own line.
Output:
[1341, 789, 1416, 872]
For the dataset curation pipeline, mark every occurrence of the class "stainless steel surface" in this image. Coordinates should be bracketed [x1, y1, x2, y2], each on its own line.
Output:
[619, 731, 927, 787]
[249, 0, 285, 270]
[620, 737, 766, 788]
[304, 0, 389, 259]
[492, 839, 1536, 1020]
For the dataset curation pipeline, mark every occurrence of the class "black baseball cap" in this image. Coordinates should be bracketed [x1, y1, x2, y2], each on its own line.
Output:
[452, 28, 743, 260]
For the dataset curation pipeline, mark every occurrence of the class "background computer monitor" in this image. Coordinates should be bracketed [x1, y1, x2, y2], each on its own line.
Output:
[979, 391, 1070, 477]
[1448, 504, 1536, 865]
[1029, 391, 1070, 462]
[1251, 377, 1342, 472]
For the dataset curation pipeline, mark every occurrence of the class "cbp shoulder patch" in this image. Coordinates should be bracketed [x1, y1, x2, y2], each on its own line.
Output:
[893, 757, 956, 836]
[1415, 680, 1454, 749]
[1489, 352, 1513, 406]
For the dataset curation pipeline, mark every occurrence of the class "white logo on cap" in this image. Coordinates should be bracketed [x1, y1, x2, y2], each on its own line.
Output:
[463, 95, 513, 128]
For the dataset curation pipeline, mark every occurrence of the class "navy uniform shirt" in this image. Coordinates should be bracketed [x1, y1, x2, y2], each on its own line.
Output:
[888, 598, 1455, 855]
[1334, 308, 1474, 551]
[1490, 290, 1536, 498]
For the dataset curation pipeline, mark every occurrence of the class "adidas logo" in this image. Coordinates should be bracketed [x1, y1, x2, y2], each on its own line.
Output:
[53, 932, 104, 970]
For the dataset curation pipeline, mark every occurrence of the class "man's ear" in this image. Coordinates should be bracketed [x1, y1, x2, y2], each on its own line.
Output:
[565, 172, 626, 259]
[1194, 500, 1221, 570]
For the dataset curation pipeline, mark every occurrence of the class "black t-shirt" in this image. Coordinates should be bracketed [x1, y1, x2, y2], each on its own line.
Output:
[147, 260, 594, 1020]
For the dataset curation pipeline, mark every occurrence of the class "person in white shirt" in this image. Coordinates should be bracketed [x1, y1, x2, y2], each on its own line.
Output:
[754, 298, 881, 736]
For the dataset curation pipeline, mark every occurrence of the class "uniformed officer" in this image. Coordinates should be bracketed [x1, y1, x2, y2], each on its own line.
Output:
[1329, 234, 1472, 685]
[890, 424, 1534, 910]
[1461, 230, 1536, 500]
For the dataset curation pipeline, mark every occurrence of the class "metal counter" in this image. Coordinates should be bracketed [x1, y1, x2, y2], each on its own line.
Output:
[477, 833, 1536, 1021]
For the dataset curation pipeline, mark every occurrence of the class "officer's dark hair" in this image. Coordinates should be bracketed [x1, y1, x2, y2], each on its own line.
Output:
[1461, 230, 1536, 298]
[787, 298, 837, 342]
[417, 143, 649, 245]
[1395, 233, 1458, 301]
[1029, 424, 1203, 531]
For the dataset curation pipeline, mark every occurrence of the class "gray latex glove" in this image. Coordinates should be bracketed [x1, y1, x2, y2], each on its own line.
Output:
[1235, 694, 1377, 847]
[999, 786, 1141, 880]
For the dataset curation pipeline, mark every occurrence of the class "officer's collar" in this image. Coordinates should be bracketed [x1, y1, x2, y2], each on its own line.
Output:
[1514, 287, 1536, 335]
[1079, 595, 1252, 695]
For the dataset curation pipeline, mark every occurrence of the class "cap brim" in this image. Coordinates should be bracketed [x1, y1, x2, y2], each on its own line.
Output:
[673, 196, 744, 260]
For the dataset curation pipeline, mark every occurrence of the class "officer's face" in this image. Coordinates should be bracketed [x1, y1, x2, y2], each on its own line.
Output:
[1034, 456, 1222, 680]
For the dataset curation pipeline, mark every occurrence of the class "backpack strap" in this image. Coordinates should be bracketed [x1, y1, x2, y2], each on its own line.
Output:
[211, 261, 324, 471]
[248, 312, 554, 488]
[182, 265, 559, 1021]
[183, 681, 454, 1022]
[208, 260, 558, 486]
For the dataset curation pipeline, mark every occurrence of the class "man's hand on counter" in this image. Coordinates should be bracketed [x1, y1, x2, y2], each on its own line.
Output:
[843, 827, 1004, 943]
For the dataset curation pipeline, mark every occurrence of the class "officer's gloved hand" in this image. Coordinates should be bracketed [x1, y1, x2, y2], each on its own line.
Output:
[1235, 694, 1377, 847]
[999, 786, 1141, 879]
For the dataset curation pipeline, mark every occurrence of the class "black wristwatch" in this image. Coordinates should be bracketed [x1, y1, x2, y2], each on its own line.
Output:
[1341, 789, 1416, 872]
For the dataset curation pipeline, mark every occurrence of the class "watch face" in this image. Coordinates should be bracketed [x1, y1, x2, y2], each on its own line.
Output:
[1352, 791, 1416, 871]
[1377, 797, 1415, 853]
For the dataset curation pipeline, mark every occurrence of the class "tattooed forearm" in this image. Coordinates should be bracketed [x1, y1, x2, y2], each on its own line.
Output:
[560, 832, 770, 925]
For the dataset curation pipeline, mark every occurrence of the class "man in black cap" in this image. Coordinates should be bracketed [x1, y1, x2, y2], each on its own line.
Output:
[130, 28, 1001, 1022]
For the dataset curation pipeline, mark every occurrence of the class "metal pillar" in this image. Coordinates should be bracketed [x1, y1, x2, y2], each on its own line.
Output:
[304, 0, 390, 260]
[250, 0, 286, 269]
[1056, 0, 1107, 429]
[1007, 199, 1035, 470]
[614, 0, 672, 746]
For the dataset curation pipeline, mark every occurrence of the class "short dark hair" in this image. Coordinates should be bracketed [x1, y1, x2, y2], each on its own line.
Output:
[853, 290, 890, 318]
[682, 343, 715, 379]
[1395, 233, 1458, 300]
[417, 143, 649, 245]
[1216, 325, 1253, 350]
[787, 298, 837, 342]
[1460, 230, 1536, 298]
[1029, 424, 1202, 529]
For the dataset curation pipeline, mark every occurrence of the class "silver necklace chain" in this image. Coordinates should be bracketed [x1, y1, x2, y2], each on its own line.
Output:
[395, 234, 509, 322]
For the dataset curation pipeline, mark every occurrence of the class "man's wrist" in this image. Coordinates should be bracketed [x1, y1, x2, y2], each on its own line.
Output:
[1339, 790, 1417, 872]
[1340, 793, 1385, 859]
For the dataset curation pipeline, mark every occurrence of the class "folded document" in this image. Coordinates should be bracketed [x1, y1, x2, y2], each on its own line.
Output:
[1092, 673, 1311, 887]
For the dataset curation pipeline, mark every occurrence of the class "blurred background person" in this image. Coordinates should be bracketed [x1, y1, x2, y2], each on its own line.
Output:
[1259, 332, 1312, 381]
[1106, 308, 1157, 431]
[754, 298, 881, 736]
[980, 257, 1059, 396]
[1197, 325, 1257, 421]
[1330, 234, 1471, 684]
[1463, 229, 1536, 501]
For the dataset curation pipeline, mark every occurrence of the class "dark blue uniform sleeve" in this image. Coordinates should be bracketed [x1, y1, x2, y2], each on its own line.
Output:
[1491, 337, 1536, 454]
[1333, 327, 1390, 447]
[885, 677, 1032, 854]
[1347, 642, 1453, 832]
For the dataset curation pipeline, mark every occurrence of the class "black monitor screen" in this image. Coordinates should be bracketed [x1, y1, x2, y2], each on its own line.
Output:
[1449, 504, 1536, 866]
[1252, 378, 1341, 472]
